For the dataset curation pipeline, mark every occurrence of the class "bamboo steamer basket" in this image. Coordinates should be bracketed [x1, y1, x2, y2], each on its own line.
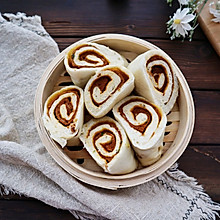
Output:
[34, 34, 195, 190]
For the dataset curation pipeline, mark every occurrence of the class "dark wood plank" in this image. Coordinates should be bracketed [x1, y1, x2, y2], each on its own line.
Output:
[0, 200, 75, 220]
[191, 91, 220, 144]
[179, 145, 220, 202]
[54, 38, 220, 90]
[0, 0, 205, 40]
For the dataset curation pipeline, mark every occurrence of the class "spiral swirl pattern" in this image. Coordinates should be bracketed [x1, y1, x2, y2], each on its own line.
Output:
[80, 117, 137, 174]
[128, 49, 179, 114]
[113, 96, 167, 166]
[146, 55, 173, 104]
[87, 121, 122, 163]
[114, 96, 163, 141]
[64, 42, 128, 87]
[43, 86, 84, 147]
[84, 65, 134, 118]
[68, 44, 110, 69]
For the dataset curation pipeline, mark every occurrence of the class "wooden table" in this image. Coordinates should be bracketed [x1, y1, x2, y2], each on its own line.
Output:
[1, 0, 219, 219]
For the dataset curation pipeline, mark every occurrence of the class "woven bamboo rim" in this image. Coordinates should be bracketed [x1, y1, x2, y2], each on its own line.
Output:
[34, 34, 195, 189]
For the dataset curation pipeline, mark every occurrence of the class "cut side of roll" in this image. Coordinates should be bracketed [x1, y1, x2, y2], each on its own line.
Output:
[113, 96, 167, 166]
[64, 42, 128, 87]
[79, 116, 138, 174]
[128, 49, 179, 114]
[42, 86, 84, 148]
[84, 65, 134, 118]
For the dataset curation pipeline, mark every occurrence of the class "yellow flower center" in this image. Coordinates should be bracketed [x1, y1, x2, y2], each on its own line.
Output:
[174, 19, 181, 24]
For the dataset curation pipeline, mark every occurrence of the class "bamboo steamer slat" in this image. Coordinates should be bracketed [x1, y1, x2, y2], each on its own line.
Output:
[34, 34, 195, 190]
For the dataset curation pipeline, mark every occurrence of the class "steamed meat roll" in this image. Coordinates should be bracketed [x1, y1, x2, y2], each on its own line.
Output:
[84, 65, 134, 118]
[42, 86, 84, 148]
[128, 49, 179, 114]
[80, 116, 138, 174]
[64, 42, 128, 87]
[113, 96, 167, 166]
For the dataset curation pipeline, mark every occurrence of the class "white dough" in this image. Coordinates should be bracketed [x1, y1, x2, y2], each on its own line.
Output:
[42, 86, 84, 148]
[84, 65, 134, 118]
[79, 116, 138, 174]
[113, 96, 167, 166]
[128, 49, 179, 114]
[64, 42, 128, 87]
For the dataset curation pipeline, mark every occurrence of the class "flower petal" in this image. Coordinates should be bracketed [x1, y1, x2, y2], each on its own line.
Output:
[175, 25, 180, 35]
[171, 23, 178, 30]
[182, 14, 195, 23]
[212, 17, 220, 22]
[176, 25, 185, 37]
[182, 23, 192, 31]
[173, 8, 182, 20]
[179, 8, 190, 20]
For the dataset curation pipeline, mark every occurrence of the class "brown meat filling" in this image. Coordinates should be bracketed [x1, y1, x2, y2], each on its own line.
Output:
[89, 67, 129, 107]
[146, 55, 174, 104]
[88, 121, 122, 162]
[118, 97, 162, 135]
[68, 44, 109, 68]
[47, 88, 80, 132]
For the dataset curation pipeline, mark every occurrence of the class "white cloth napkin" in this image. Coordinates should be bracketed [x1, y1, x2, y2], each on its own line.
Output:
[0, 12, 219, 220]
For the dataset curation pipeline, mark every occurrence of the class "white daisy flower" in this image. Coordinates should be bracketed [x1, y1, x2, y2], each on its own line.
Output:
[178, 0, 190, 5]
[171, 8, 195, 38]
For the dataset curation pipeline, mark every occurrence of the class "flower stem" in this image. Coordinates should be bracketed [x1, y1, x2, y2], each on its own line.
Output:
[189, 0, 208, 40]
[193, 0, 208, 28]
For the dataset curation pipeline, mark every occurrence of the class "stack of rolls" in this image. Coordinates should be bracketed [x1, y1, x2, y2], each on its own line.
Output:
[42, 42, 179, 175]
